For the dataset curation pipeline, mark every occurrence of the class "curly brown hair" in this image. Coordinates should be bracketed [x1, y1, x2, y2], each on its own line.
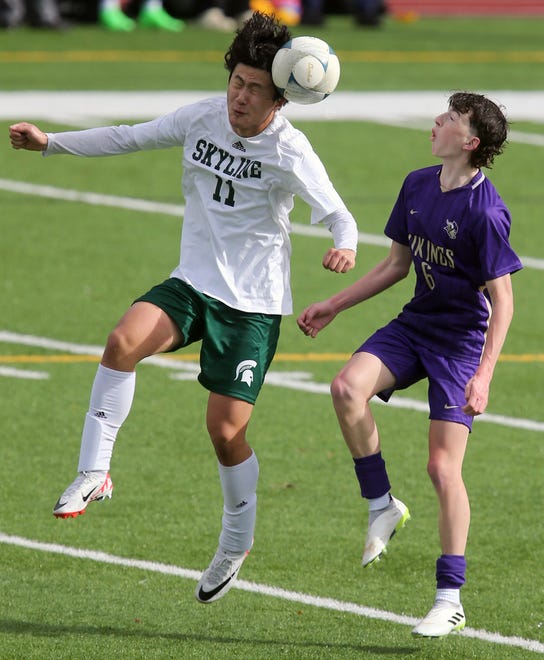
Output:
[448, 92, 509, 169]
[224, 11, 291, 100]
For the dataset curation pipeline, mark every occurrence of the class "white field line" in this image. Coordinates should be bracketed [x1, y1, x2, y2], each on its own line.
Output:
[262, 371, 544, 433]
[2, 330, 544, 433]
[0, 532, 542, 654]
[0, 177, 184, 216]
[2, 90, 544, 130]
[0, 177, 542, 270]
[0, 366, 49, 380]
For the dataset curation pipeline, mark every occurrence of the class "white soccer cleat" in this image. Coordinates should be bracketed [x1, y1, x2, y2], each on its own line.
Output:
[362, 496, 410, 567]
[53, 471, 113, 518]
[195, 546, 250, 604]
[412, 600, 466, 637]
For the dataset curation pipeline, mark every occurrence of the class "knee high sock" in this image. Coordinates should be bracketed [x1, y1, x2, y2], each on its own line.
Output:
[435, 554, 466, 605]
[78, 364, 136, 472]
[218, 452, 259, 554]
[353, 452, 391, 500]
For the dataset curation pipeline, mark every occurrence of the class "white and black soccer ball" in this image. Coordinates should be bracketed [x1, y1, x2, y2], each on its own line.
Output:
[271, 36, 340, 105]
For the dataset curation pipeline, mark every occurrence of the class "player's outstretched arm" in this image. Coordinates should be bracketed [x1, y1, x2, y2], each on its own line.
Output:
[9, 122, 48, 151]
[298, 241, 411, 339]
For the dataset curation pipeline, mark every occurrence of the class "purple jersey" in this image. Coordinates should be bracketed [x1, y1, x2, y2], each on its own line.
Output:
[385, 165, 522, 360]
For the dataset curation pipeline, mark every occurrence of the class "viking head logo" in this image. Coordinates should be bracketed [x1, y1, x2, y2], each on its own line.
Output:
[235, 360, 257, 387]
[444, 219, 458, 239]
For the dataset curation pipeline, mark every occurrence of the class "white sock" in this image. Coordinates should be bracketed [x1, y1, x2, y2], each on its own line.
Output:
[367, 492, 391, 526]
[218, 452, 259, 554]
[436, 588, 461, 605]
[368, 492, 391, 511]
[77, 364, 136, 472]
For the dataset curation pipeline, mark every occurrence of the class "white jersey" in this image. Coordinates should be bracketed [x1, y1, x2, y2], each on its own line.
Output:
[45, 96, 357, 315]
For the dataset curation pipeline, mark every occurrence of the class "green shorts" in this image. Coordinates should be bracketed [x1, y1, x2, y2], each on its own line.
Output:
[135, 278, 281, 404]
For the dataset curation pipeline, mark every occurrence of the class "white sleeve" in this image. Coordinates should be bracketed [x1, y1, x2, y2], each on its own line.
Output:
[43, 107, 190, 157]
[44, 124, 143, 157]
[320, 208, 359, 252]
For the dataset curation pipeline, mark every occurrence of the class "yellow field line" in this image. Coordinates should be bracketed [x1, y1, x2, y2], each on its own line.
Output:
[0, 355, 101, 363]
[1, 51, 544, 64]
[0, 353, 542, 364]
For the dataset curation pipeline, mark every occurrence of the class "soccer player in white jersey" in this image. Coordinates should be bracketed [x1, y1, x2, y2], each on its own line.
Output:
[298, 92, 522, 636]
[9, 12, 357, 603]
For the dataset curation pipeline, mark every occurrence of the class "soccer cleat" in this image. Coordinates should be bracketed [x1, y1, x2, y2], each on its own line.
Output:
[99, 7, 135, 31]
[412, 600, 466, 637]
[138, 6, 184, 31]
[362, 496, 410, 567]
[53, 471, 113, 518]
[195, 545, 250, 604]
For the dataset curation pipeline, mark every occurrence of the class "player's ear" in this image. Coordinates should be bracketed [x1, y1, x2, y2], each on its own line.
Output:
[464, 135, 480, 152]
[275, 97, 287, 109]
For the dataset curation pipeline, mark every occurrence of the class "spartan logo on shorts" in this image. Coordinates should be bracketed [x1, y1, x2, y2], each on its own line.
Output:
[235, 360, 257, 387]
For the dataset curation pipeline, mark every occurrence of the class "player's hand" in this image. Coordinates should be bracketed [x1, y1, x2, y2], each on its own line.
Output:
[462, 374, 489, 416]
[9, 122, 48, 151]
[297, 300, 337, 338]
[322, 248, 356, 273]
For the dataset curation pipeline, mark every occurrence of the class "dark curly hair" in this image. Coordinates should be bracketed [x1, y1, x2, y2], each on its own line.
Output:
[224, 11, 291, 100]
[448, 92, 508, 169]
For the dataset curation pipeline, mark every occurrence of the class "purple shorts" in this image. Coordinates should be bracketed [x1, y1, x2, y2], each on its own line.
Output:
[356, 319, 479, 431]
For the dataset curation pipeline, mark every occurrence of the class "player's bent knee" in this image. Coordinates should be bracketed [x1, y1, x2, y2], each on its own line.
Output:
[105, 327, 131, 356]
[102, 327, 144, 370]
[331, 373, 360, 406]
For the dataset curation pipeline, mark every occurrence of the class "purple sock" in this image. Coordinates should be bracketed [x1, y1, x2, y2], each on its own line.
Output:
[353, 452, 391, 499]
[436, 554, 466, 589]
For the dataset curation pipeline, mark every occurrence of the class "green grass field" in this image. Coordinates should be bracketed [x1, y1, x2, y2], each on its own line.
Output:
[1, 13, 543, 659]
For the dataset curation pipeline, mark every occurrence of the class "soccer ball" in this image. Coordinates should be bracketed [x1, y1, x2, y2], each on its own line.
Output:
[271, 36, 340, 105]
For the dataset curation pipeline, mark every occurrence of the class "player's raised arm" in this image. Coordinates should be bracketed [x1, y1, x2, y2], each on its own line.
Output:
[9, 122, 48, 151]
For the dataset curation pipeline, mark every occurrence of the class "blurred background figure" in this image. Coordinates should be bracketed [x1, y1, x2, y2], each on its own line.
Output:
[302, 0, 387, 27]
[197, 1, 251, 32]
[0, 0, 63, 28]
[250, 0, 301, 25]
[354, 0, 388, 26]
[99, 0, 184, 31]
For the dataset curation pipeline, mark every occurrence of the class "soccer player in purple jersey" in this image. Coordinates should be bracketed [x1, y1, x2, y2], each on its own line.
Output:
[298, 92, 523, 637]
